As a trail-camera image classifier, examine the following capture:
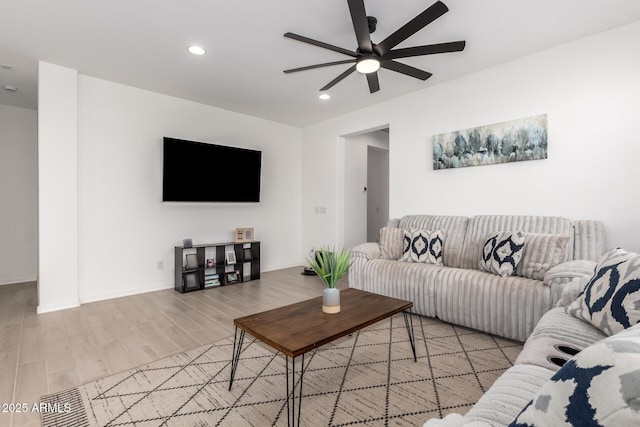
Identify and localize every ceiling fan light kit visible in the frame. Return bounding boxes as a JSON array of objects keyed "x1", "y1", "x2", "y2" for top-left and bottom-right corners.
[
  {"x1": 356, "y1": 56, "x2": 380, "y2": 74},
  {"x1": 283, "y1": 0, "x2": 465, "y2": 94}
]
